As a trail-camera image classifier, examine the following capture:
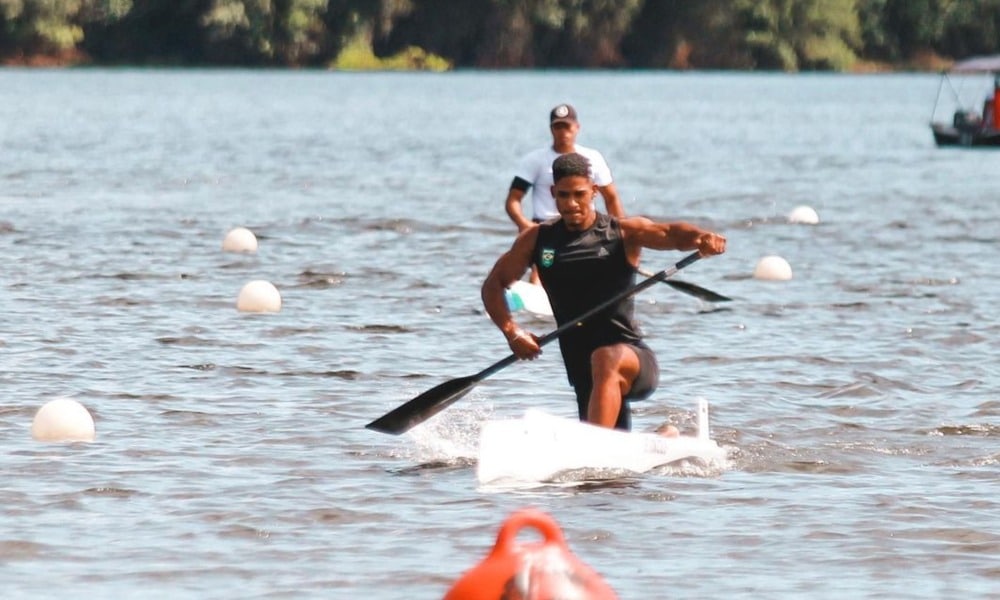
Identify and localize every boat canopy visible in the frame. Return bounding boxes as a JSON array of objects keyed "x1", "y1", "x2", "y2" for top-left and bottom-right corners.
[{"x1": 949, "y1": 55, "x2": 1000, "y2": 74}]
